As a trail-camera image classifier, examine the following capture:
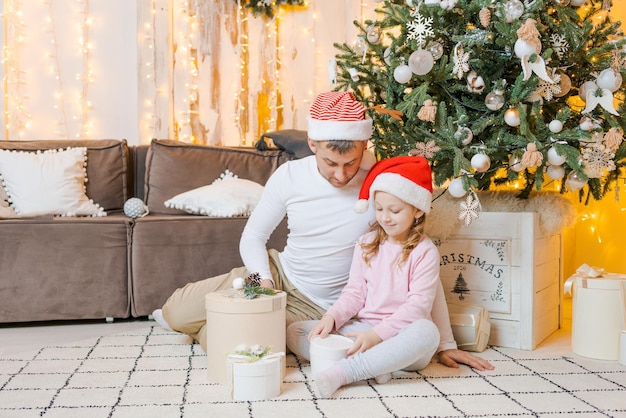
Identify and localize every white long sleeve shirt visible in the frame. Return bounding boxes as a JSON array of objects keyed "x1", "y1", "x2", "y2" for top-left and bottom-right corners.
[{"x1": 239, "y1": 156, "x2": 374, "y2": 309}]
